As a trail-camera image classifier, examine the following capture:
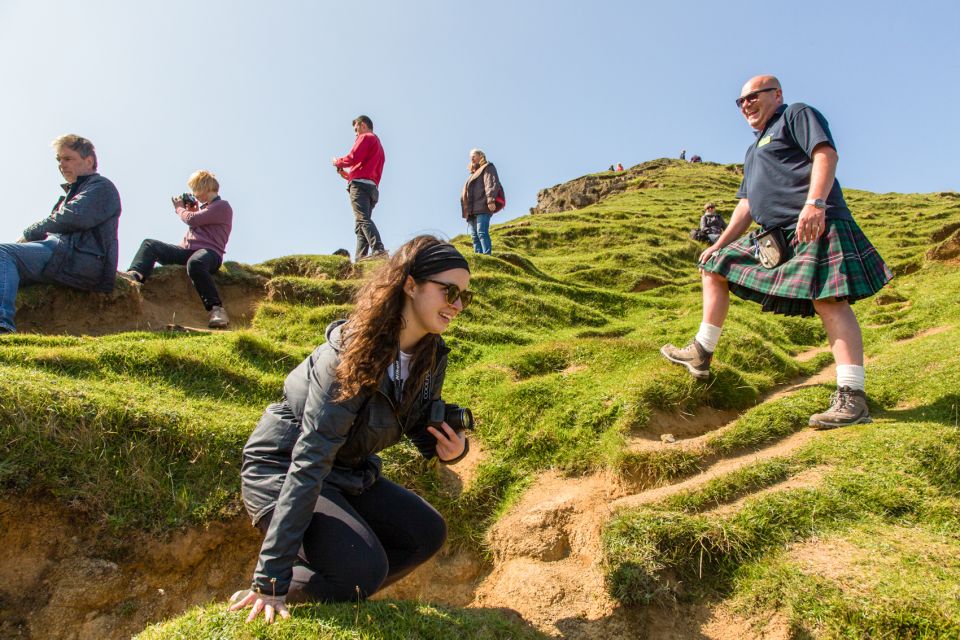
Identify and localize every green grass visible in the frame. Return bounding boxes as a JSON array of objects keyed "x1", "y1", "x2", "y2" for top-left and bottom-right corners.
[
  {"x1": 602, "y1": 320, "x2": 960, "y2": 636},
  {"x1": 135, "y1": 600, "x2": 549, "y2": 640},
  {"x1": 4, "y1": 160, "x2": 958, "y2": 541},
  {"x1": 3, "y1": 159, "x2": 959, "y2": 638}
]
